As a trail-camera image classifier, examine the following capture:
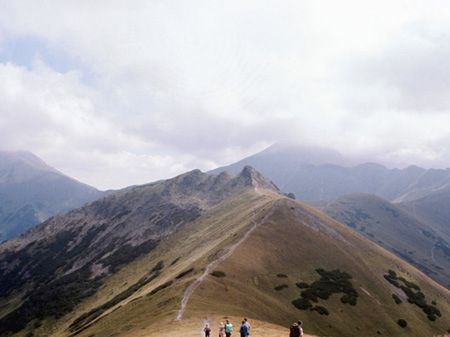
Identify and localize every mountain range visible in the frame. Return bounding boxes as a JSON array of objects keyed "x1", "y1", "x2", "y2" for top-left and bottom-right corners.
[
  {"x1": 211, "y1": 143, "x2": 450, "y2": 203},
  {"x1": 0, "y1": 151, "x2": 104, "y2": 241},
  {"x1": 0, "y1": 166, "x2": 449, "y2": 337}
]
